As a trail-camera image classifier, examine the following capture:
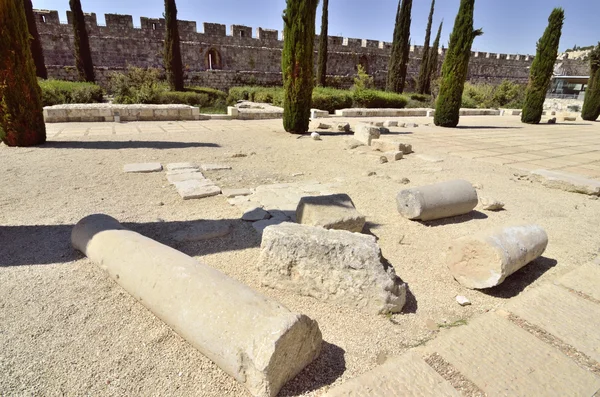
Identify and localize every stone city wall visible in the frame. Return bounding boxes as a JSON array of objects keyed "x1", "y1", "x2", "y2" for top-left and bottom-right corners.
[{"x1": 34, "y1": 9, "x2": 587, "y2": 91}]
